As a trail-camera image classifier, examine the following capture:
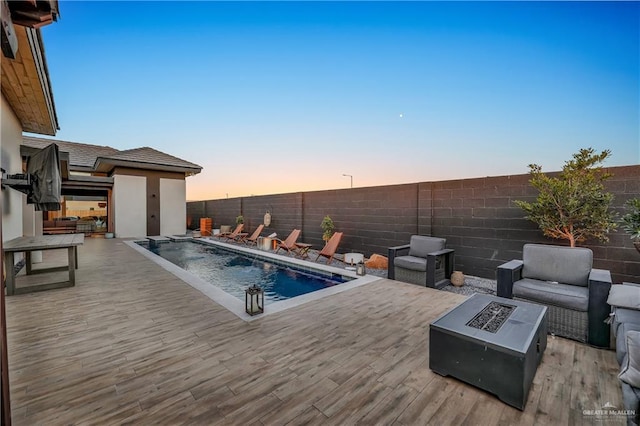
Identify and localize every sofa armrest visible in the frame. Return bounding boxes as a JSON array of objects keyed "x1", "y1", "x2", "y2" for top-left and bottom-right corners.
[
  {"x1": 587, "y1": 268, "x2": 613, "y2": 348},
  {"x1": 387, "y1": 244, "x2": 410, "y2": 279},
  {"x1": 497, "y1": 260, "x2": 523, "y2": 299},
  {"x1": 426, "y1": 248, "x2": 455, "y2": 287}
]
